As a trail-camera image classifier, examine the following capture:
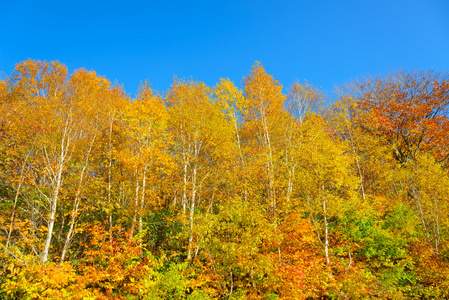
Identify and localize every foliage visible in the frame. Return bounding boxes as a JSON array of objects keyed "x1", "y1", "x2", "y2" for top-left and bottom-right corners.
[{"x1": 1, "y1": 61, "x2": 449, "y2": 298}]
